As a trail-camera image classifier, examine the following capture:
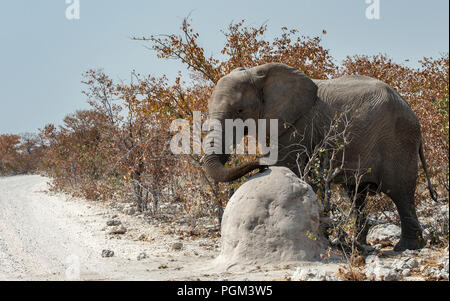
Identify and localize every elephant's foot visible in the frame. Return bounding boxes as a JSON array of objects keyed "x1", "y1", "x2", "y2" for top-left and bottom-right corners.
[{"x1": 393, "y1": 236, "x2": 426, "y2": 252}]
